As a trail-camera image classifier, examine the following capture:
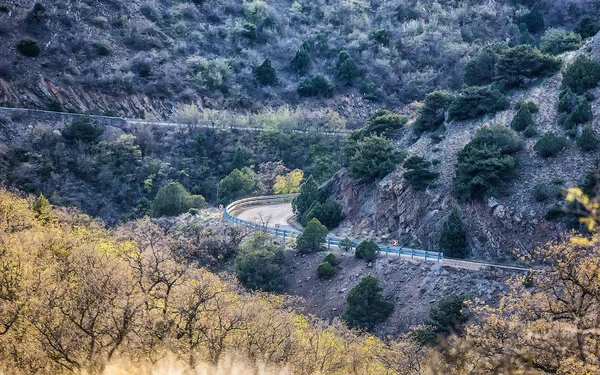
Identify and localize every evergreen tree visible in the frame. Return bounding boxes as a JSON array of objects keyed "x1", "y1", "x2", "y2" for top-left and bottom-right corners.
[
  {"x1": 217, "y1": 167, "x2": 260, "y2": 203},
  {"x1": 511, "y1": 103, "x2": 535, "y2": 131},
  {"x1": 534, "y1": 132, "x2": 567, "y2": 157},
  {"x1": 353, "y1": 109, "x2": 408, "y2": 139},
  {"x1": 336, "y1": 50, "x2": 359, "y2": 86},
  {"x1": 403, "y1": 156, "x2": 439, "y2": 191},
  {"x1": 561, "y1": 55, "x2": 600, "y2": 94},
  {"x1": 297, "y1": 75, "x2": 334, "y2": 97},
  {"x1": 292, "y1": 175, "x2": 320, "y2": 217},
  {"x1": 342, "y1": 276, "x2": 394, "y2": 330},
  {"x1": 255, "y1": 58, "x2": 277, "y2": 85},
  {"x1": 448, "y1": 85, "x2": 510, "y2": 121},
  {"x1": 494, "y1": 45, "x2": 561, "y2": 87},
  {"x1": 236, "y1": 233, "x2": 285, "y2": 292},
  {"x1": 296, "y1": 218, "x2": 328, "y2": 253},
  {"x1": 62, "y1": 116, "x2": 104, "y2": 143},
  {"x1": 349, "y1": 135, "x2": 404, "y2": 181},
  {"x1": 291, "y1": 43, "x2": 311, "y2": 74},
  {"x1": 463, "y1": 44, "x2": 507, "y2": 86},
  {"x1": 354, "y1": 240, "x2": 380, "y2": 262},
  {"x1": 414, "y1": 90, "x2": 454, "y2": 132},
  {"x1": 574, "y1": 16, "x2": 600, "y2": 39},
  {"x1": 520, "y1": 6, "x2": 545, "y2": 34},
  {"x1": 540, "y1": 28, "x2": 582, "y2": 55},
  {"x1": 426, "y1": 295, "x2": 471, "y2": 336},
  {"x1": 232, "y1": 147, "x2": 246, "y2": 171},
  {"x1": 578, "y1": 126, "x2": 600, "y2": 152},
  {"x1": 438, "y1": 208, "x2": 468, "y2": 258},
  {"x1": 152, "y1": 182, "x2": 206, "y2": 217}
]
